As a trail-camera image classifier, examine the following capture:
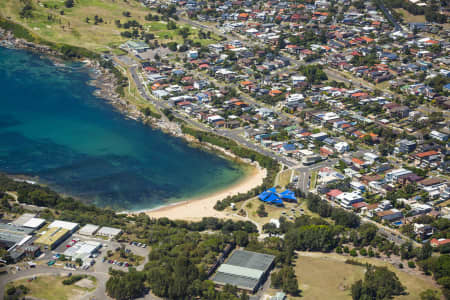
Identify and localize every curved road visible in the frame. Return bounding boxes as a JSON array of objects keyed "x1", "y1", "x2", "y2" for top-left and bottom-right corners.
[
  {"x1": 128, "y1": 65, "x2": 297, "y2": 167},
  {"x1": 0, "y1": 266, "x2": 109, "y2": 300}
]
